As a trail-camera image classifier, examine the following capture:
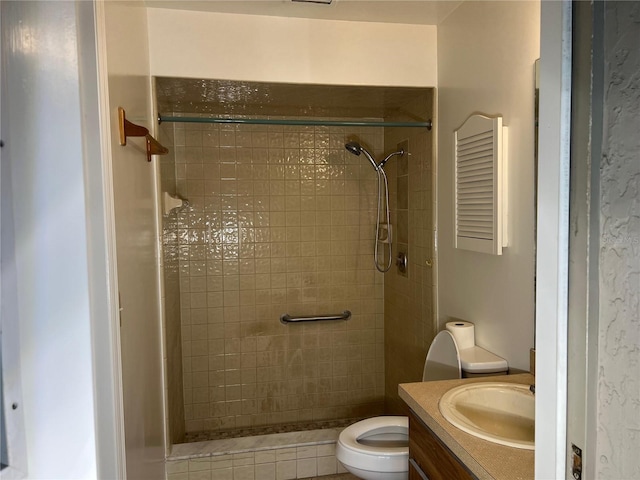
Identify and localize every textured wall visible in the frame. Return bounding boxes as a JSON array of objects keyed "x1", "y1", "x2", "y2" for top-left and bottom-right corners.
[{"x1": 597, "y1": 2, "x2": 640, "y2": 477}]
